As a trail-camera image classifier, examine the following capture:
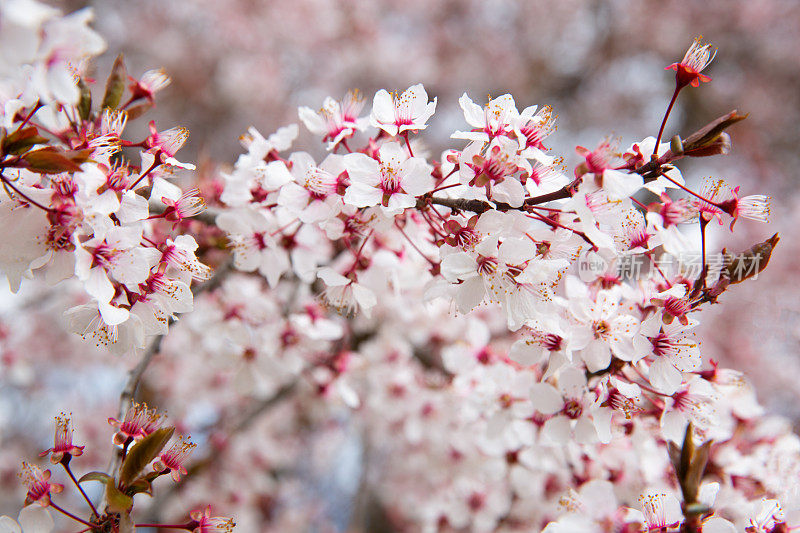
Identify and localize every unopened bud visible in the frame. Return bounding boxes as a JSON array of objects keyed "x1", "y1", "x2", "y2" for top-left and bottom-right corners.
[
  {"x1": 682, "y1": 109, "x2": 746, "y2": 155},
  {"x1": 684, "y1": 132, "x2": 731, "y2": 157},
  {"x1": 724, "y1": 232, "x2": 779, "y2": 284}
]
